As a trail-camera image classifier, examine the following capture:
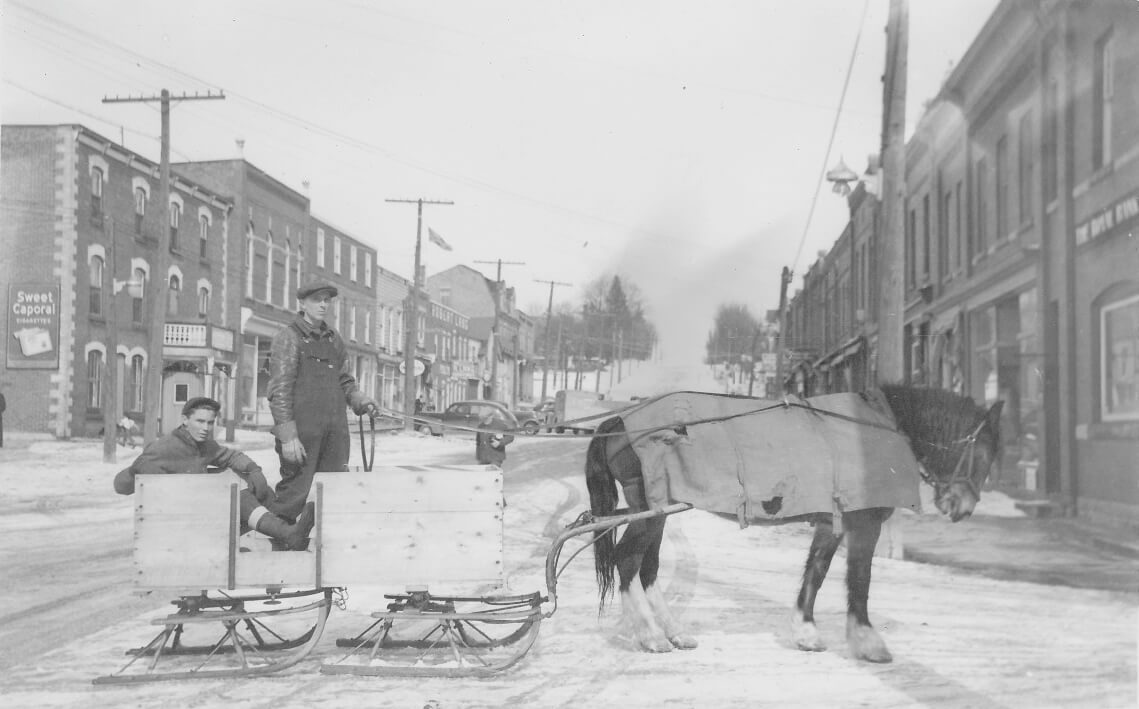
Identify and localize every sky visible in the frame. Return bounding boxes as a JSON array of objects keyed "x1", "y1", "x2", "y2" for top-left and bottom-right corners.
[{"x1": 1, "y1": 0, "x2": 1000, "y2": 364}]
